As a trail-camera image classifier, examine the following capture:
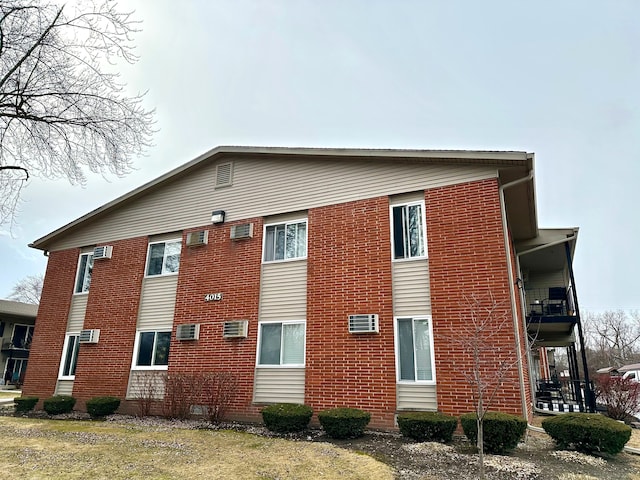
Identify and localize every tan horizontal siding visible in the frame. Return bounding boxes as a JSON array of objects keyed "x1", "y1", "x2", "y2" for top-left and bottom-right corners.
[
  {"x1": 137, "y1": 276, "x2": 178, "y2": 331},
  {"x1": 55, "y1": 380, "x2": 74, "y2": 396},
  {"x1": 527, "y1": 270, "x2": 568, "y2": 292},
  {"x1": 392, "y1": 260, "x2": 431, "y2": 317},
  {"x1": 126, "y1": 370, "x2": 166, "y2": 400},
  {"x1": 67, "y1": 295, "x2": 88, "y2": 332},
  {"x1": 396, "y1": 383, "x2": 438, "y2": 410},
  {"x1": 253, "y1": 368, "x2": 305, "y2": 404},
  {"x1": 47, "y1": 158, "x2": 497, "y2": 251},
  {"x1": 259, "y1": 261, "x2": 307, "y2": 320}
]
